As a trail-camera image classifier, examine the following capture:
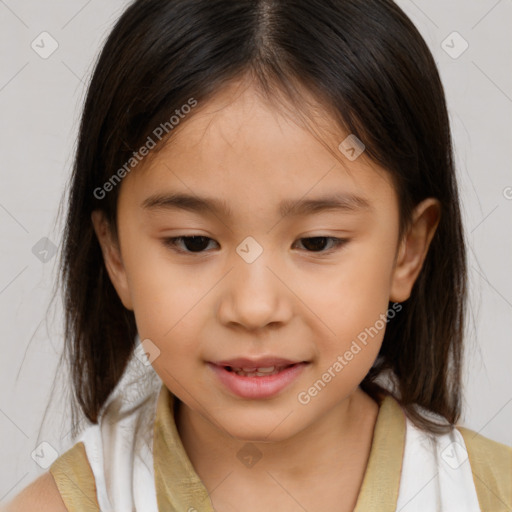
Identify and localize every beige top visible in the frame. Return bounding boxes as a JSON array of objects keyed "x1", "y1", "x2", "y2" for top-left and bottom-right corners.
[{"x1": 50, "y1": 384, "x2": 512, "y2": 511}]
